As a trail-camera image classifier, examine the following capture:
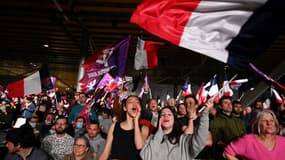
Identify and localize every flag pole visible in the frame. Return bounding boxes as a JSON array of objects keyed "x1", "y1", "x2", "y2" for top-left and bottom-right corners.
[
  {"x1": 77, "y1": 30, "x2": 89, "y2": 92},
  {"x1": 176, "y1": 76, "x2": 189, "y2": 101}
]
